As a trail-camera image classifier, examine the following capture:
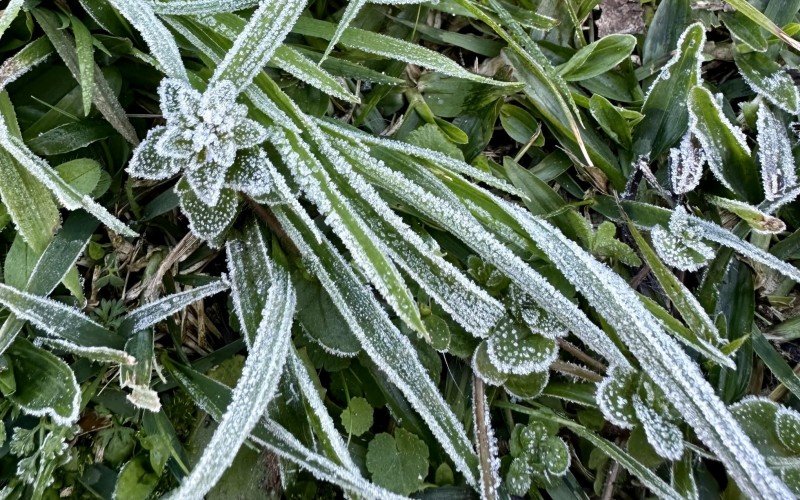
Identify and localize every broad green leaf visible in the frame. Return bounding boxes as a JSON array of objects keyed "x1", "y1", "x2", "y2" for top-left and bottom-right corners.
[
  {"x1": 589, "y1": 94, "x2": 633, "y2": 149},
  {"x1": 114, "y1": 456, "x2": 159, "y2": 500},
  {"x1": 722, "y1": 11, "x2": 768, "y2": 52},
  {"x1": 28, "y1": 120, "x2": 113, "y2": 156},
  {"x1": 557, "y1": 34, "x2": 636, "y2": 81},
  {"x1": 0, "y1": 113, "x2": 136, "y2": 237},
  {"x1": 172, "y1": 238, "x2": 295, "y2": 497},
  {"x1": 499, "y1": 104, "x2": 541, "y2": 145},
  {"x1": 642, "y1": 0, "x2": 691, "y2": 64},
  {"x1": 341, "y1": 396, "x2": 373, "y2": 437},
  {"x1": 735, "y1": 51, "x2": 800, "y2": 114},
  {"x1": 6, "y1": 337, "x2": 80, "y2": 425},
  {"x1": 366, "y1": 429, "x2": 429, "y2": 495},
  {"x1": 635, "y1": 22, "x2": 705, "y2": 157},
  {"x1": 71, "y1": 16, "x2": 95, "y2": 116},
  {"x1": 56, "y1": 158, "x2": 102, "y2": 195},
  {"x1": 724, "y1": 0, "x2": 800, "y2": 52}
]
